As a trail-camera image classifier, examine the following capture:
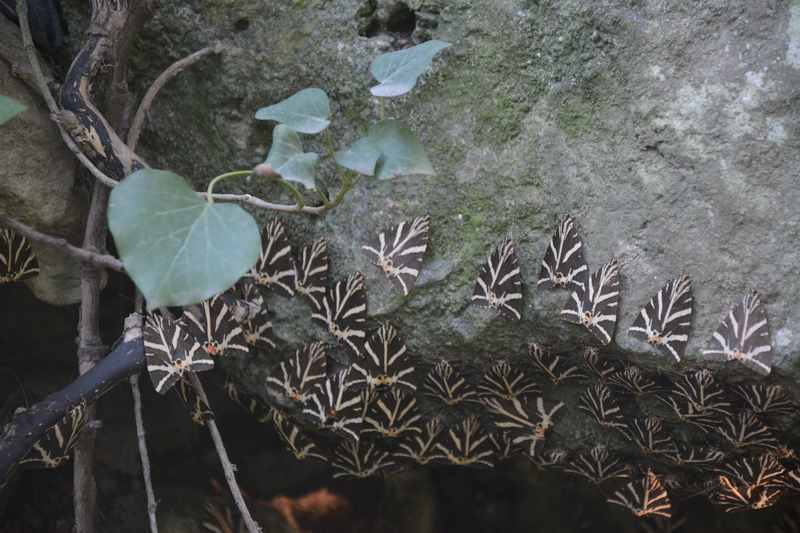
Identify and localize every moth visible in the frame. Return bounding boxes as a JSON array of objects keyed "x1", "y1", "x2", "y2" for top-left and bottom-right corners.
[
  {"x1": 237, "y1": 282, "x2": 277, "y2": 353},
  {"x1": 311, "y1": 272, "x2": 368, "y2": 356},
  {"x1": 715, "y1": 412, "x2": 778, "y2": 450},
  {"x1": 578, "y1": 385, "x2": 626, "y2": 429},
  {"x1": 0, "y1": 228, "x2": 39, "y2": 284},
  {"x1": 561, "y1": 258, "x2": 621, "y2": 345},
  {"x1": 607, "y1": 470, "x2": 672, "y2": 519},
  {"x1": 395, "y1": 418, "x2": 444, "y2": 466},
  {"x1": 483, "y1": 396, "x2": 565, "y2": 457},
  {"x1": 434, "y1": 416, "x2": 494, "y2": 468},
  {"x1": 478, "y1": 361, "x2": 540, "y2": 401},
  {"x1": 20, "y1": 404, "x2": 88, "y2": 469},
  {"x1": 537, "y1": 214, "x2": 588, "y2": 291},
  {"x1": 174, "y1": 378, "x2": 214, "y2": 426},
  {"x1": 351, "y1": 323, "x2": 416, "y2": 391},
  {"x1": 144, "y1": 312, "x2": 214, "y2": 394},
  {"x1": 702, "y1": 291, "x2": 773, "y2": 375},
  {"x1": 272, "y1": 411, "x2": 329, "y2": 462},
  {"x1": 224, "y1": 381, "x2": 272, "y2": 423},
  {"x1": 362, "y1": 215, "x2": 431, "y2": 295},
  {"x1": 294, "y1": 238, "x2": 328, "y2": 310},
  {"x1": 715, "y1": 454, "x2": 785, "y2": 512},
  {"x1": 471, "y1": 238, "x2": 523, "y2": 320},
  {"x1": 629, "y1": 274, "x2": 693, "y2": 361},
  {"x1": 423, "y1": 360, "x2": 478, "y2": 406},
  {"x1": 303, "y1": 369, "x2": 363, "y2": 441},
  {"x1": 362, "y1": 388, "x2": 422, "y2": 439},
  {"x1": 732, "y1": 383, "x2": 795, "y2": 418},
  {"x1": 528, "y1": 343, "x2": 585, "y2": 385},
  {"x1": 564, "y1": 446, "x2": 630, "y2": 485},
  {"x1": 249, "y1": 219, "x2": 295, "y2": 297},
  {"x1": 332, "y1": 439, "x2": 396, "y2": 479},
  {"x1": 620, "y1": 417, "x2": 677, "y2": 456},
  {"x1": 181, "y1": 294, "x2": 250, "y2": 357},
  {"x1": 266, "y1": 342, "x2": 327, "y2": 404}
]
